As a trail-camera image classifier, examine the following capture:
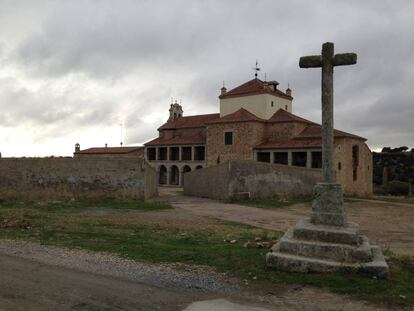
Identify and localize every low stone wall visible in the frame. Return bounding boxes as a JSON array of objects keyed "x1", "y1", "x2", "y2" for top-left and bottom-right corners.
[
  {"x1": 184, "y1": 160, "x2": 322, "y2": 200},
  {"x1": 0, "y1": 157, "x2": 157, "y2": 200}
]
